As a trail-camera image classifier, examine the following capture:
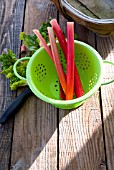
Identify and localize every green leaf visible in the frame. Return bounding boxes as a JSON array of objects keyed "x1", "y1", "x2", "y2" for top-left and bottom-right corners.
[
  {"x1": 19, "y1": 20, "x2": 51, "y2": 53},
  {"x1": 39, "y1": 20, "x2": 51, "y2": 43},
  {"x1": 0, "y1": 20, "x2": 52, "y2": 90},
  {"x1": 0, "y1": 49, "x2": 17, "y2": 69},
  {"x1": 20, "y1": 32, "x2": 39, "y2": 52}
]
